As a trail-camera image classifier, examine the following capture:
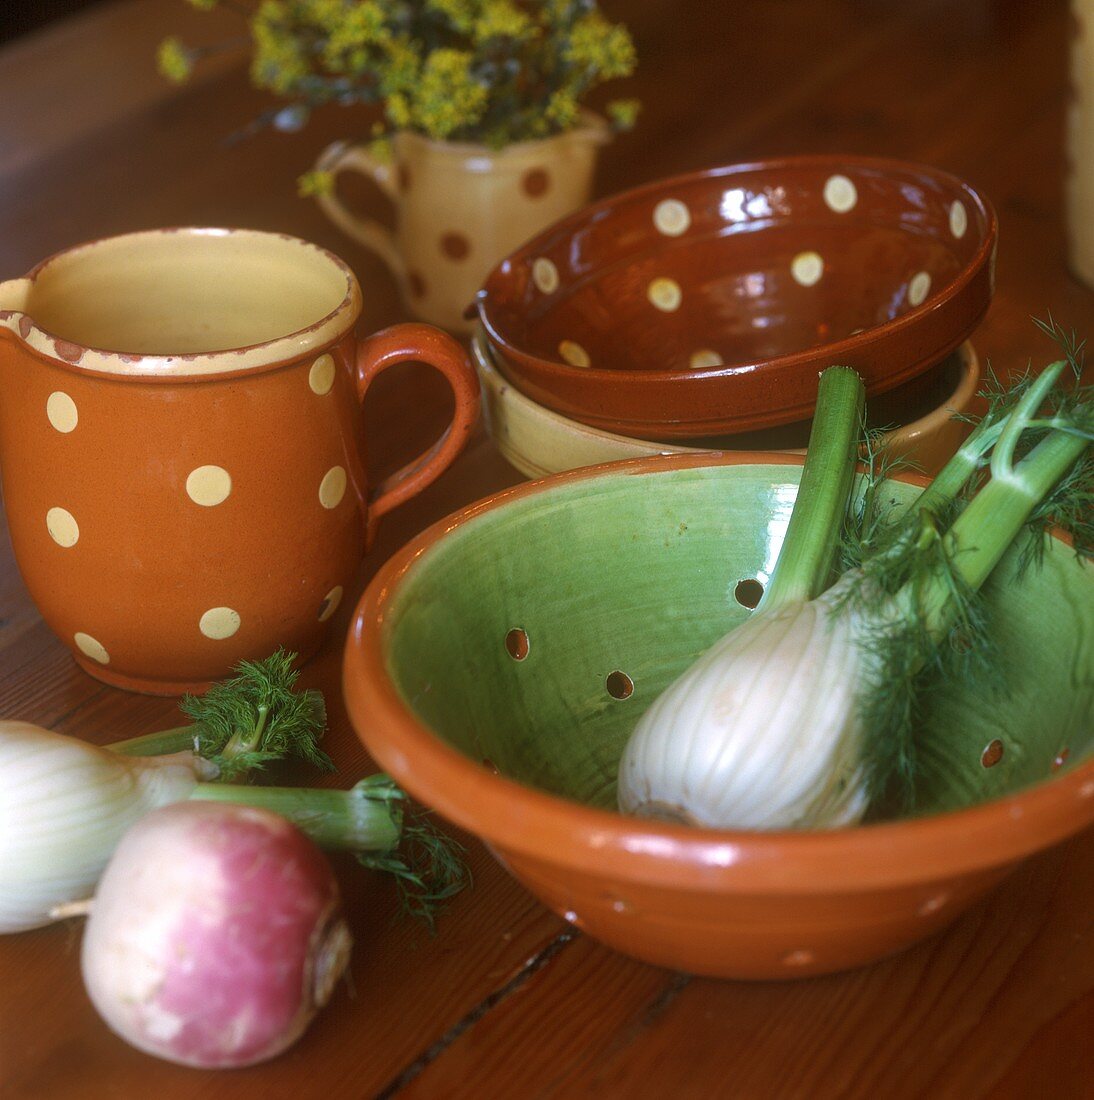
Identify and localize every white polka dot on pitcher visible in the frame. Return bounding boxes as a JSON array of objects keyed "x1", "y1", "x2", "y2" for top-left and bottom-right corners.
[
  {"x1": 199, "y1": 607, "x2": 241, "y2": 640},
  {"x1": 653, "y1": 199, "x2": 691, "y2": 236},
  {"x1": 319, "y1": 466, "x2": 347, "y2": 509},
  {"x1": 532, "y1": 258, "x2": 559, "y2": 294},
  {"x1": 908, "y1": 271, "x2": 931, "y2": 307},
  {"x1": 46, "y1": 507, "x2": 79, "y2": 547},
  {"x1": 791, "y1": 252, "x2": 824, "y2": 286},
  {"x1": 309, "y1": 354, "x2": 336, "y2": 395},
  {"x1": 186, "y1": 465, "x2": 232, "y2": 507},
  {"x1": 47, "y1": 391, "x2": 78, "y2": 433},
  {"x1": 318, "y1": 586, "x2": 344, "y2": 623},
  {"x1": 74, "y1": 632, "x2": 109, "y2": 665},
  {"x1": 823, "y1": 175, "x2": 857, "y2": 213},
  {"x1": 558, "y1": 340, "x2": 591, "y2": 368},
  {"x1": 648, "y1": 277, "x2": 683, "y2": 312}
]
